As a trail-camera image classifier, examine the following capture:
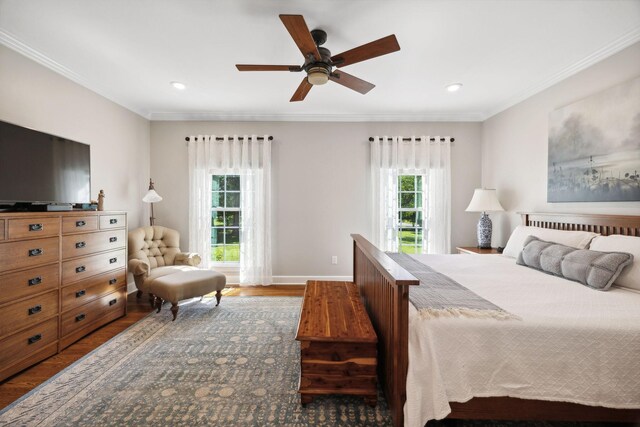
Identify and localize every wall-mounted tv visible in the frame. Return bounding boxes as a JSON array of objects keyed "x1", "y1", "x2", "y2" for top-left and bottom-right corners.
[{"x1": 0, "y1": 120, "x2": 91, "y2": 206}]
